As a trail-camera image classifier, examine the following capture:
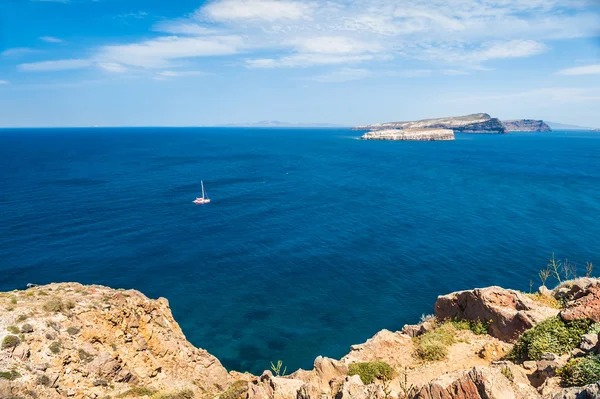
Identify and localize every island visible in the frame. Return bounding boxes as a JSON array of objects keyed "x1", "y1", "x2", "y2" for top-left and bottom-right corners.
[
  {"x1": 502, "y1": 120, "x2": 552, "y2": 132},
  {"x1": 2, "y1": 277, "x2": 600, "y2": 399},
  {"x1": 355, "y1": 113, "x2": 507, "y2": 141},
  {"x1": 361, "y1": 128, "x2": 455, "y2": 141}
]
